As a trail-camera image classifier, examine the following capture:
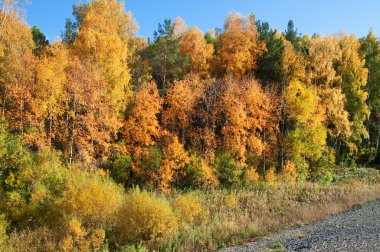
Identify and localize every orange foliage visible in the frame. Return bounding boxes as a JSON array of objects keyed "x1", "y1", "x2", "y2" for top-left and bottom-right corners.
[
  {"x1": 162, "y1": 75, "x2": 204, "y2": 143},
  {"x1": 216, "y1": 13, "x2": 265, "y2": 77},
  {"x1": 220, "y1": 77, "x2": 275, "y2": 163},
  {"x1": 122, "y1": 82, "x2": 162, "y2": 151},
  {"x1": 180, "y1": 27, "x2": 214, "y2": 77},
  {"x1": 0, "y1": 10, "x2": 35, "y2": 134},
  {"x1": 159, "y1": 132, "x2": 191, "y2": 191}
]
